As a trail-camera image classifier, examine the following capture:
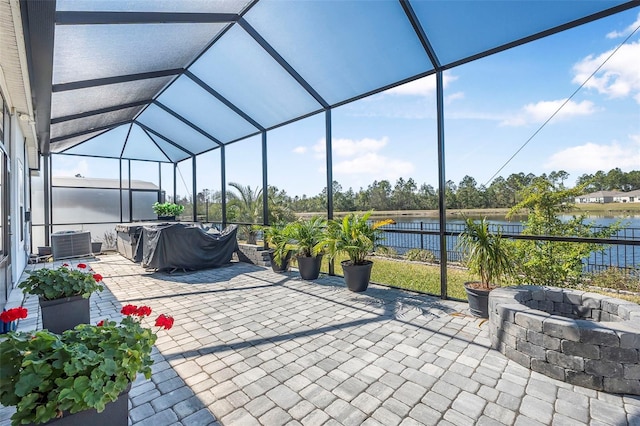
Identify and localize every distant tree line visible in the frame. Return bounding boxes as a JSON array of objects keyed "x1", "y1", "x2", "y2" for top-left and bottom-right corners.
[{"x1": 180, "y1": 168, "x2": 639, "y2": 222}]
